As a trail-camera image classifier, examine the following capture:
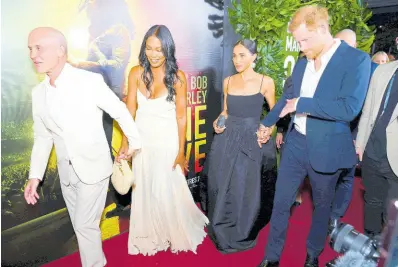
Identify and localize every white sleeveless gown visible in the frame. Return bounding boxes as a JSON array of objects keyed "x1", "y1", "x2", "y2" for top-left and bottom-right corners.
[{"x1": 128, "y1": 90, "x2": 209, "y2": 256}]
